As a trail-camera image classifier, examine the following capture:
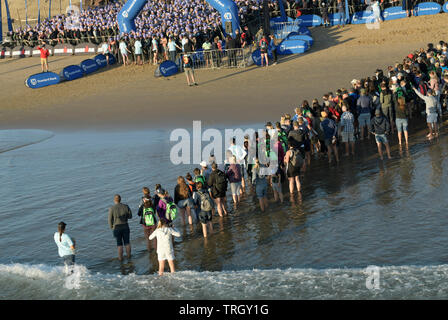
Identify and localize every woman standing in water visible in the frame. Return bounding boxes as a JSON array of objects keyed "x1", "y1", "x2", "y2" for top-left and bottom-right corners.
[{"x1": 53, "y1": 222, "x2": 76, "y2": 274}]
